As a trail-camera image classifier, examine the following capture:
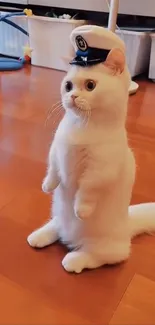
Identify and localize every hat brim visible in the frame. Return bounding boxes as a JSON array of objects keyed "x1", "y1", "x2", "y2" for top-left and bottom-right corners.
[{"x1": 70, "y1": 47, "x2": 110, "y2": 67}]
